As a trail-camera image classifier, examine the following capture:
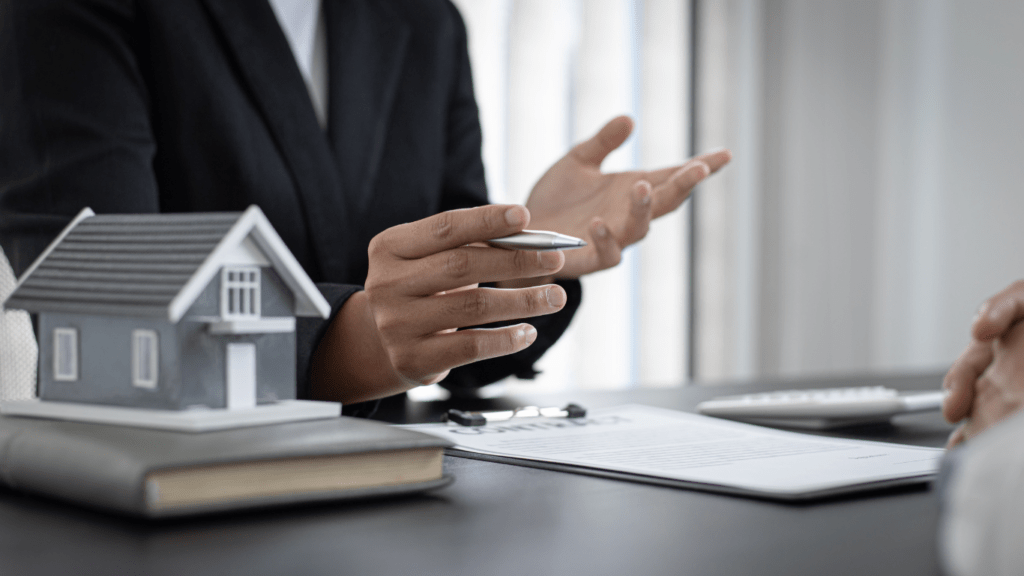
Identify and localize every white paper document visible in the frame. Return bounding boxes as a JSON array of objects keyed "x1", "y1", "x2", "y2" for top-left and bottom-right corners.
[{"x1": 405, "y1": 404, "x2": 945, "y2": 499}]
